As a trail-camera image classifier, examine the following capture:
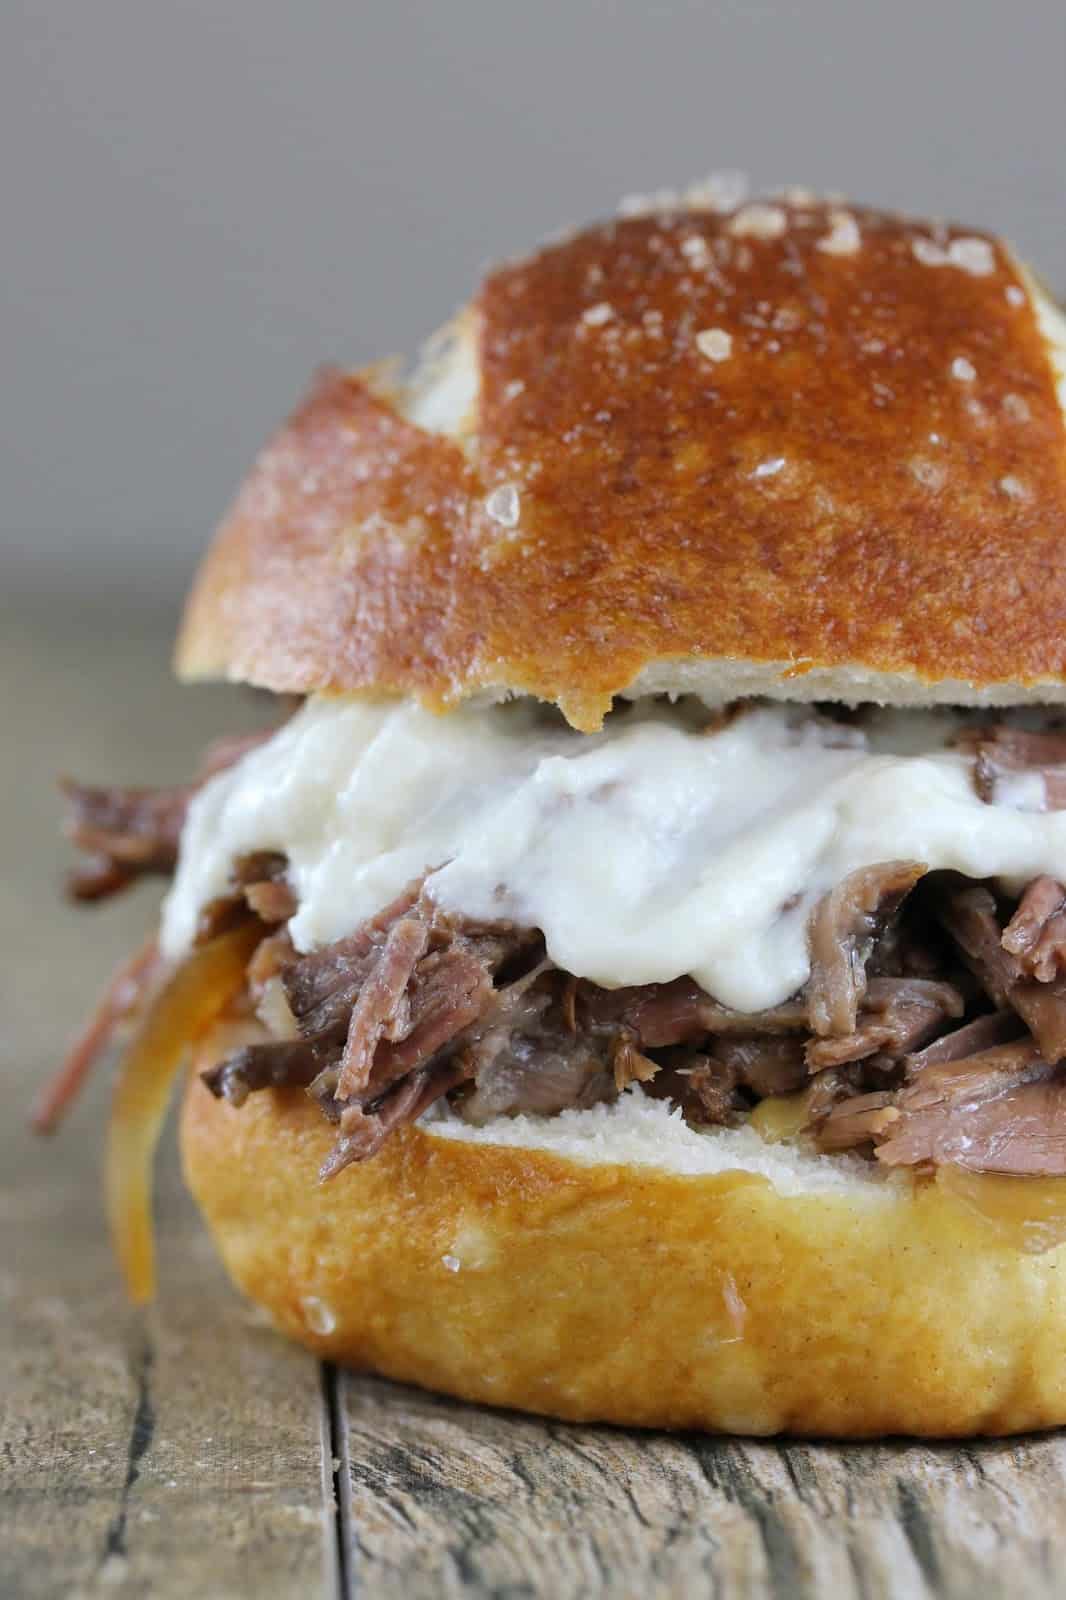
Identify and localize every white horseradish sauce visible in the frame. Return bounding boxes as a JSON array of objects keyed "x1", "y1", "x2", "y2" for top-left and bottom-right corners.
[{"x1": 161, "y1": 697, "x2": 1066, "y2": 1014}]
